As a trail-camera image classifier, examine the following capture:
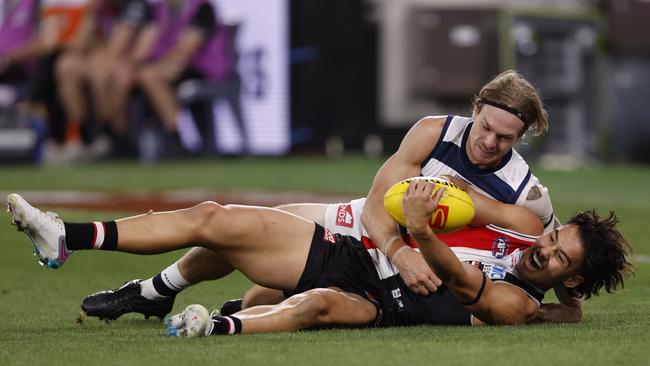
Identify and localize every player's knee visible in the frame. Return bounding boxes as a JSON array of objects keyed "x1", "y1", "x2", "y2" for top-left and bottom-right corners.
[{"x1": 189, "y1": 201, "x2": 225, "y2": 241}]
